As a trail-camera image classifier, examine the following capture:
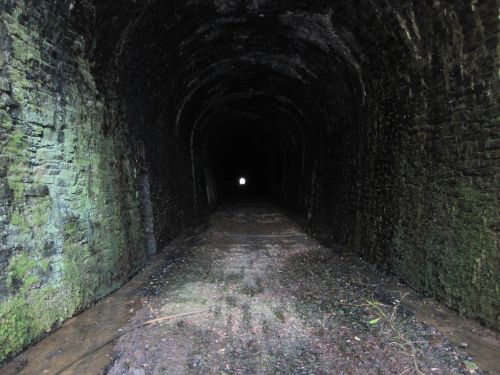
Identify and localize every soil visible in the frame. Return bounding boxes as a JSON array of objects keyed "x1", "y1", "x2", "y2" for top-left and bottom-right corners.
[{"x1": 105, "y1": 203, "x2": 491, "y2": 375}]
